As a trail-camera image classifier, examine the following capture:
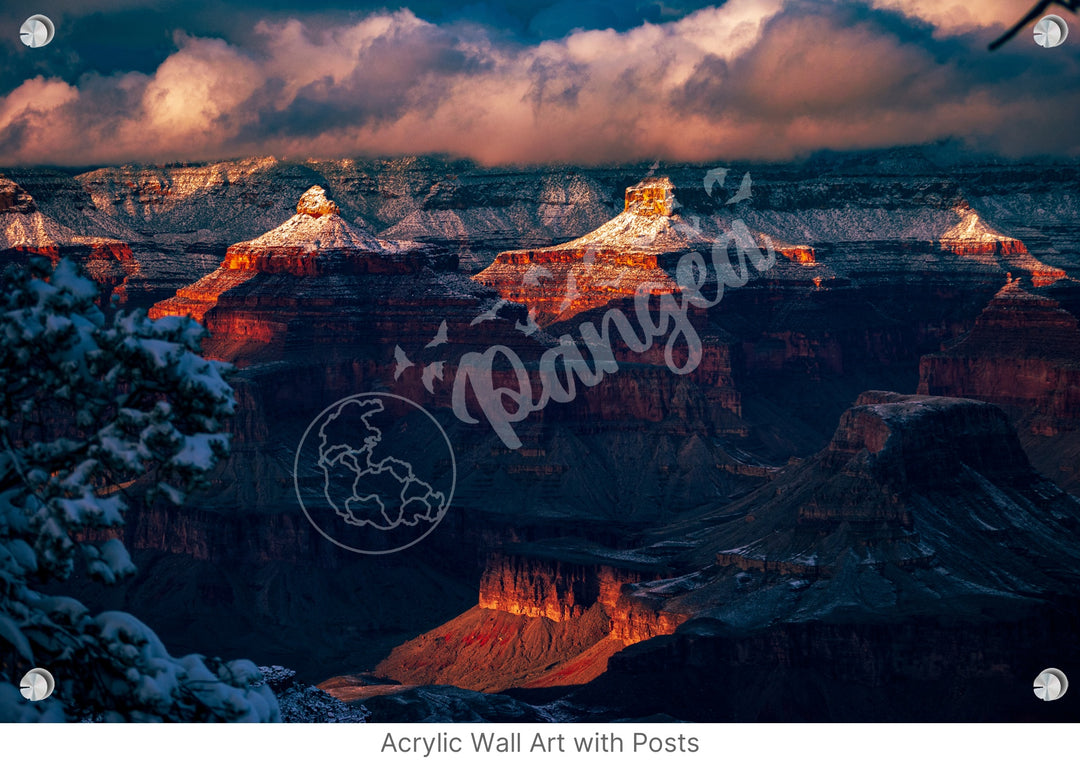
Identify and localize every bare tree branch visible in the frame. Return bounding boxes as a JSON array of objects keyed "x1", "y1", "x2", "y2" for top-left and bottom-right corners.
[{"x1": 990, "y1": 1, "x2": 1079, "y2": 50}]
